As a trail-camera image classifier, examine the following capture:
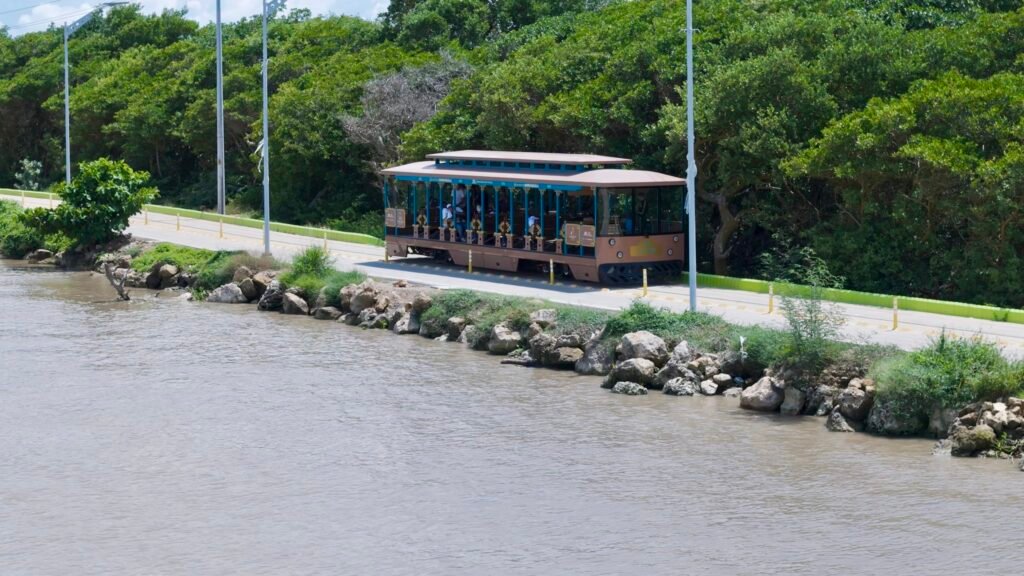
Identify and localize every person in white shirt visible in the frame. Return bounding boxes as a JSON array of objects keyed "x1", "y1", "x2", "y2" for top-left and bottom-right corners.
[{"x1": 441, "y1": 204, "x2": 454, "y2": 237}]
